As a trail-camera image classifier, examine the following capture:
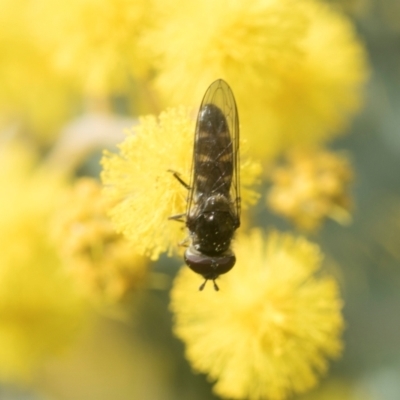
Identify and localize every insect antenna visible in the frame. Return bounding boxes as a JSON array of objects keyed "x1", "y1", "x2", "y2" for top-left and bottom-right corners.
[{"x1": 168, "y1": 169, "x2": 191, "y2": 190}]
